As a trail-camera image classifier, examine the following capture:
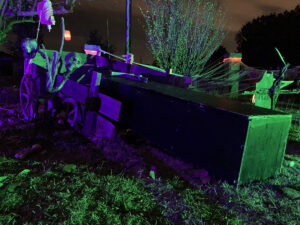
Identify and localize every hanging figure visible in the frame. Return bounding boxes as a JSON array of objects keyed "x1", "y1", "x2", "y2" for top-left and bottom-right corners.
[{"x1": 37, "y1": 0, "x2": 56, "y2": 32}]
